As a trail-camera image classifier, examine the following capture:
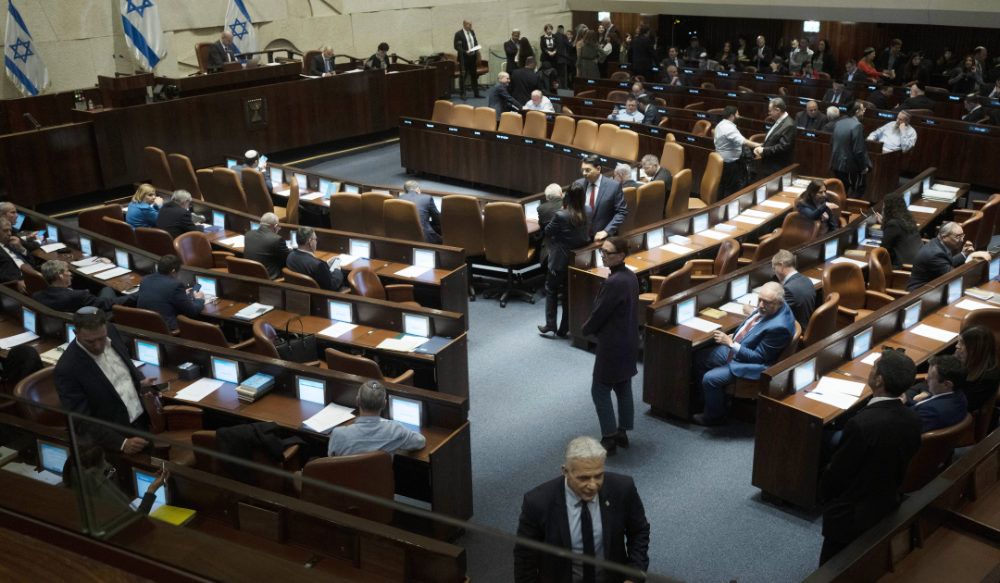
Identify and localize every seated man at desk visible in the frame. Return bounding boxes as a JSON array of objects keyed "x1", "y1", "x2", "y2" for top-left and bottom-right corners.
[
  {"x1": 866, "y1": 110, "x2": 917, "y2": 153},
  {"x1": 573, "y1": 154, "x2": 627, "y2": 242},
  {"x1": 207, "y1": 31, "x2": 237, "y2": 72},
  {"x1": 523, "y1": 90, "x2": 555, "y2": 113},
  {"x1": 894, "y1": 81, "x2": 935, "y2": 113},
  {"x1": 902, "y1": 355, "x2": 969, "y2": 432},
  {"x1": 794, "y1": 100, "x2": 827, "y2": 130},
  {"x1": 399, "y1": 180, "x2": 442, "y2": 244},
  {"x1": 608, "y1": 96, "x2": 643, "y2": 122},
  {"x1": 639, "y1": 154, "x2": 673, "y2": 192},
  {"x1": 55, "y1": 307, "x2": 159, "y2": 454},
  {"x1": 906, "y1": 221, "x2": 992, "y2": 291},
  {"x1": 286, "y1": 227, "x2": 344, "y2": 291},
  {"x1": 309, "y1": 45, "x2": 337, "y2": 77},
  {"x1": 692, "y1": 282, "x2": 796, "y2": 426},
  {"x1": 327, "y1": 380, "x2": 425, "y2": 456},
  {"x1": 0, "y1": 218, "x2": 37, "y2": 293},
  {"x1": 33, "y1": 260, "x2": 134, "y2": 313},
  {"x1": 0, "y1": 202, "x2": 39, "y2": 251},
  {"x1": 612, "y1": 163, "x2": 640, "y2": 190},
  {"x1": 137, "y1": 254, "x2": 206, "y2": 331},
  {"x1": 365, "y1": 42, "x2": 390, "y2": 70},
  {"x1": 244, "y1": 213, "x2": 289, "y2": 280},
  {"x1": 156, "y1": 190, "x2": 204, "y2": 239}
]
